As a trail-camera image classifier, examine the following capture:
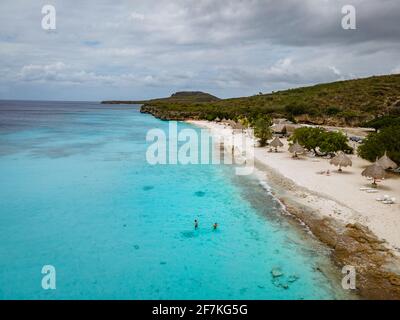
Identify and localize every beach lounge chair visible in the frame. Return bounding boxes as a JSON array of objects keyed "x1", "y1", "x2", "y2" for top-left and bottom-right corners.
[
  {"x1": 383, "y1": 199, "x2": 394, "y2": 205},
  {"x1": 377, "y1": 195, "x2": 395, "y2": 204}
]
